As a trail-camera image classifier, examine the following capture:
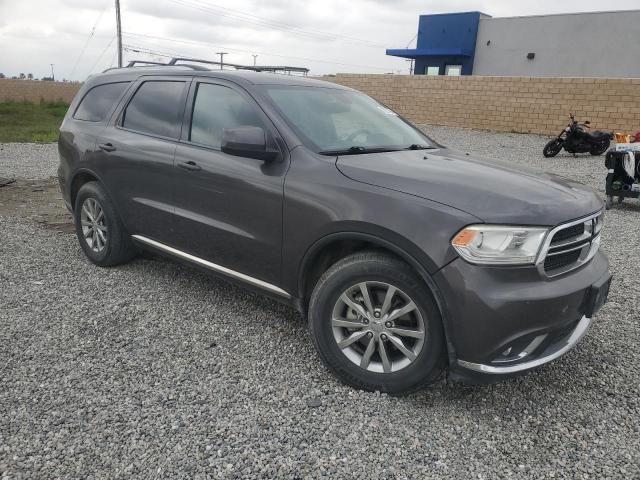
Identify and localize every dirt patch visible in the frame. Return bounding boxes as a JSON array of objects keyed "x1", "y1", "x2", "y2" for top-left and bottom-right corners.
[{"x1": 0, "y1": 177, "x2": 74, "y2": 233}]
